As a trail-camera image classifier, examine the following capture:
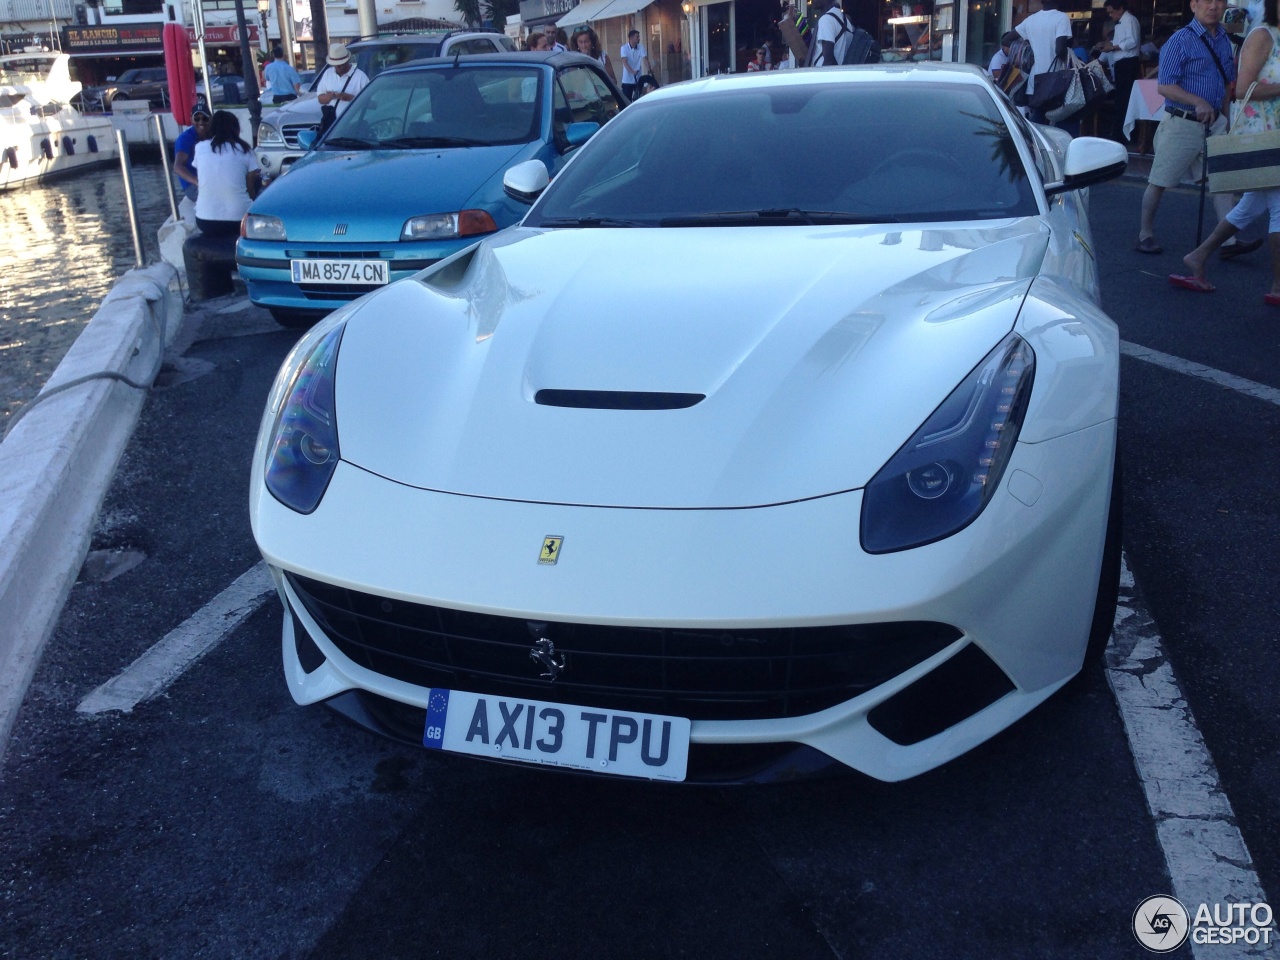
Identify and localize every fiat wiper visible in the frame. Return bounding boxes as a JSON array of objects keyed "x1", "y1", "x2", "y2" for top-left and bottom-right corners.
[
  {"x1": 382, "y1": 135, "x2": 485, "y2": 148},
  {"x1": 538, "y1": 216, "x2": 652, "y2": 228},
  {"x1": 658, "y1": 209, "x2": 901, "y2": 226},
  {"x1": 323, "y1": 136, "x2": 379, "y2": 149}
]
